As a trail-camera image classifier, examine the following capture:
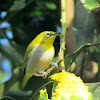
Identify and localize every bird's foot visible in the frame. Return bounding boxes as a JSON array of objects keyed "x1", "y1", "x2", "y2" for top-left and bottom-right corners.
[
  {"x1": 50, "y1": 62, "x2": 58, "y2": 69},
  {"x1": 37, "y1": 71, "x2": 48, "y2": 78}
]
